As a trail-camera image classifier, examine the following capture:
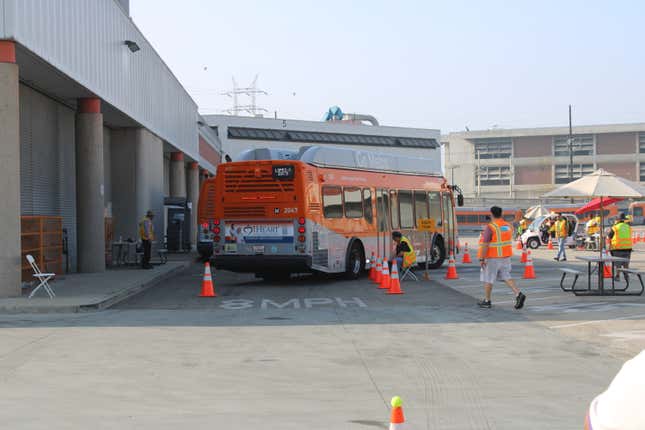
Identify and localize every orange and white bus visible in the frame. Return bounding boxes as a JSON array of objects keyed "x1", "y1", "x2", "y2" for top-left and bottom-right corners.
[
  {"x1": 629, "y1": 201, "x2": 645, "y2": 225},
  {"x1": 197, "y1": 146, "x2": 462, "y2": 279},
  {"x1": 456, "y1": 207, "x2": 523, "y2": 229}
]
